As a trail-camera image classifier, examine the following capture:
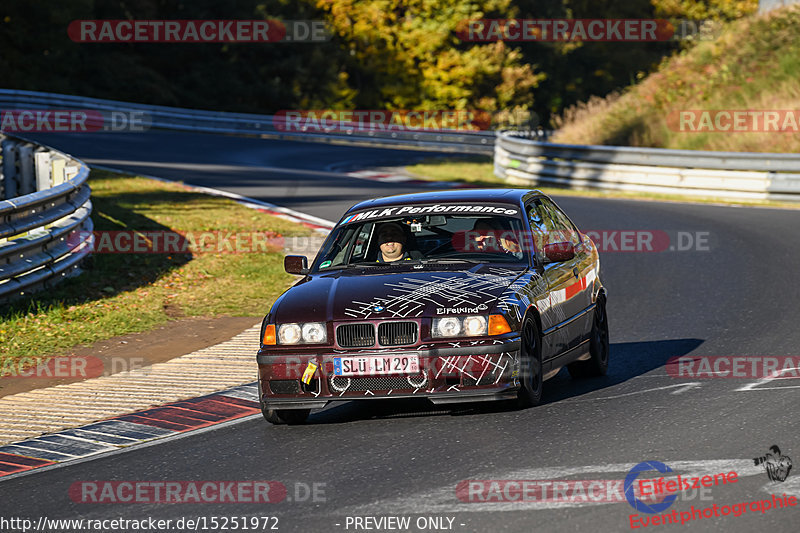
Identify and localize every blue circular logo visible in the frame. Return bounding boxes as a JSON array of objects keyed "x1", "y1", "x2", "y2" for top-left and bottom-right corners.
[
  {"x1": 624, "y1": 461, "x2": 677, "y2": 514},
  {"x1": 373, "y1": 305, "x2": 385, "y2": 312}
]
